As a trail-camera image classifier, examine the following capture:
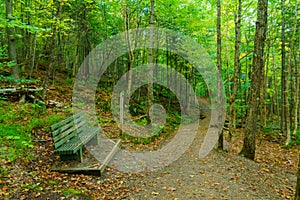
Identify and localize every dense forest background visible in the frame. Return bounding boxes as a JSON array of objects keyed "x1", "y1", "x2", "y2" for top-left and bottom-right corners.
[{"x1": 0, "y1": 0, "x2": 300, "y2": 199}]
